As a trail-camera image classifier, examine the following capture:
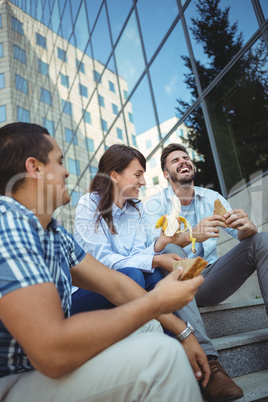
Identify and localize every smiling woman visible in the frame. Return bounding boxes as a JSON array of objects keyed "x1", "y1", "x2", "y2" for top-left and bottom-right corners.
[{"x1": 71, "y1": 144, "x2": 183, "y2": 315}]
